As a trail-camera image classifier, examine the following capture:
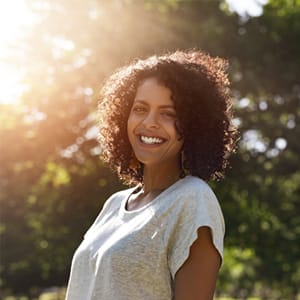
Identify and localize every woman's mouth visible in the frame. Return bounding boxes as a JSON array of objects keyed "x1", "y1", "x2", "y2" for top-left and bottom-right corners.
[{"x1": 139, "y1": 135, "x2": 165, "y2": 145}]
